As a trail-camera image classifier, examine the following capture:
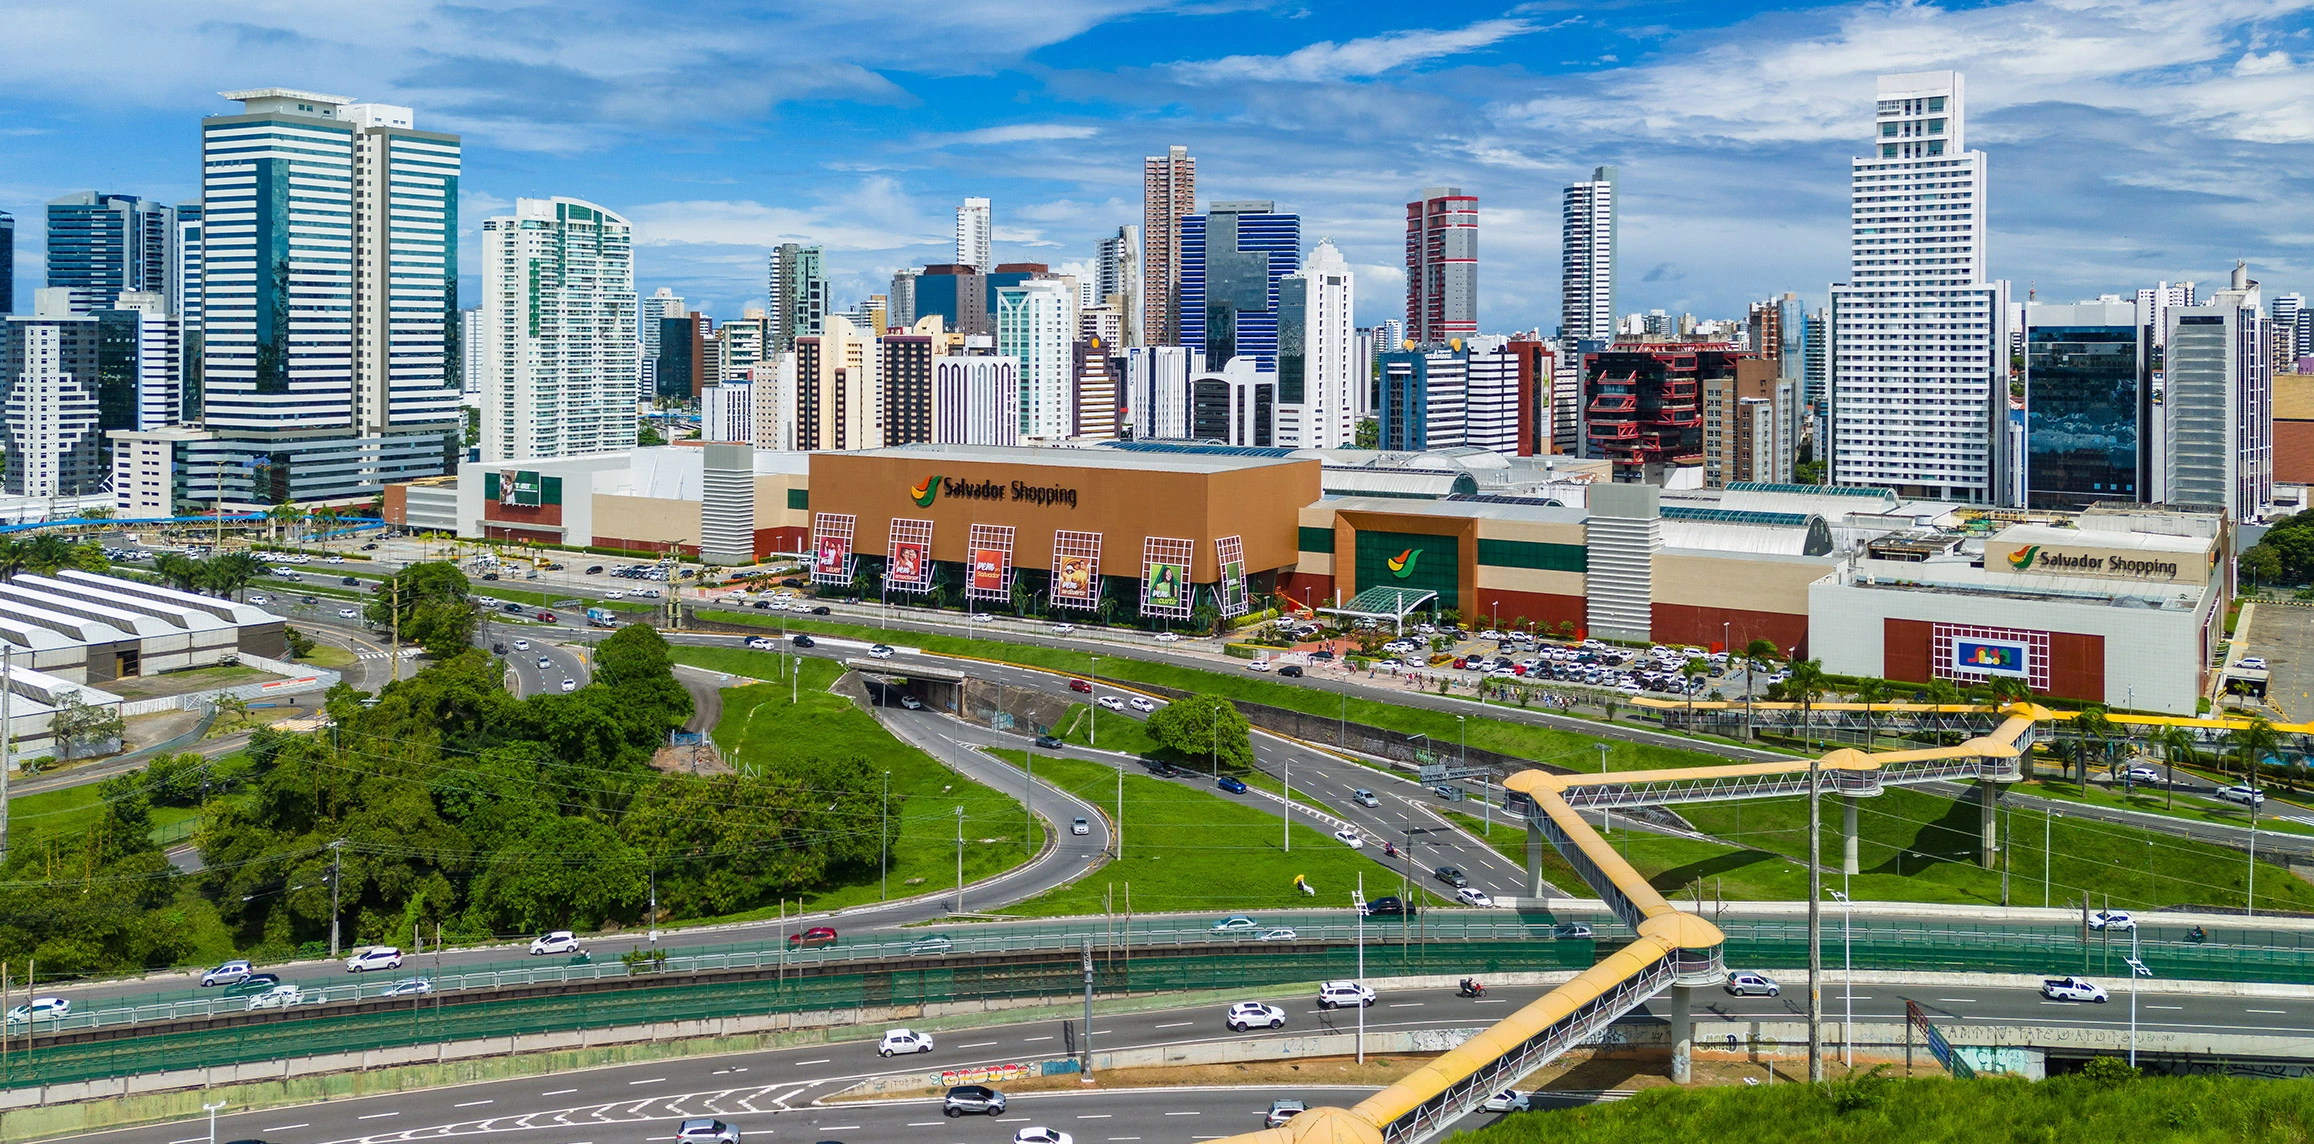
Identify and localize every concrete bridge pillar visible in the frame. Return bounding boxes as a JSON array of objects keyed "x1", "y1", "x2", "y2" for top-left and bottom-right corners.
[
  {"x1": 1669, "y1": 985, "x2": 1693, "y2": 1084},
  {"x1": 1526, "y1": 819, "x2": 1547, "y2": 899},
  {"x1": 1842, "y1": 795, "x2": 1860, "y2": 876},
  {"x1": 1979, "y1": 779, "x2": 1999, "y2": 870}
]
